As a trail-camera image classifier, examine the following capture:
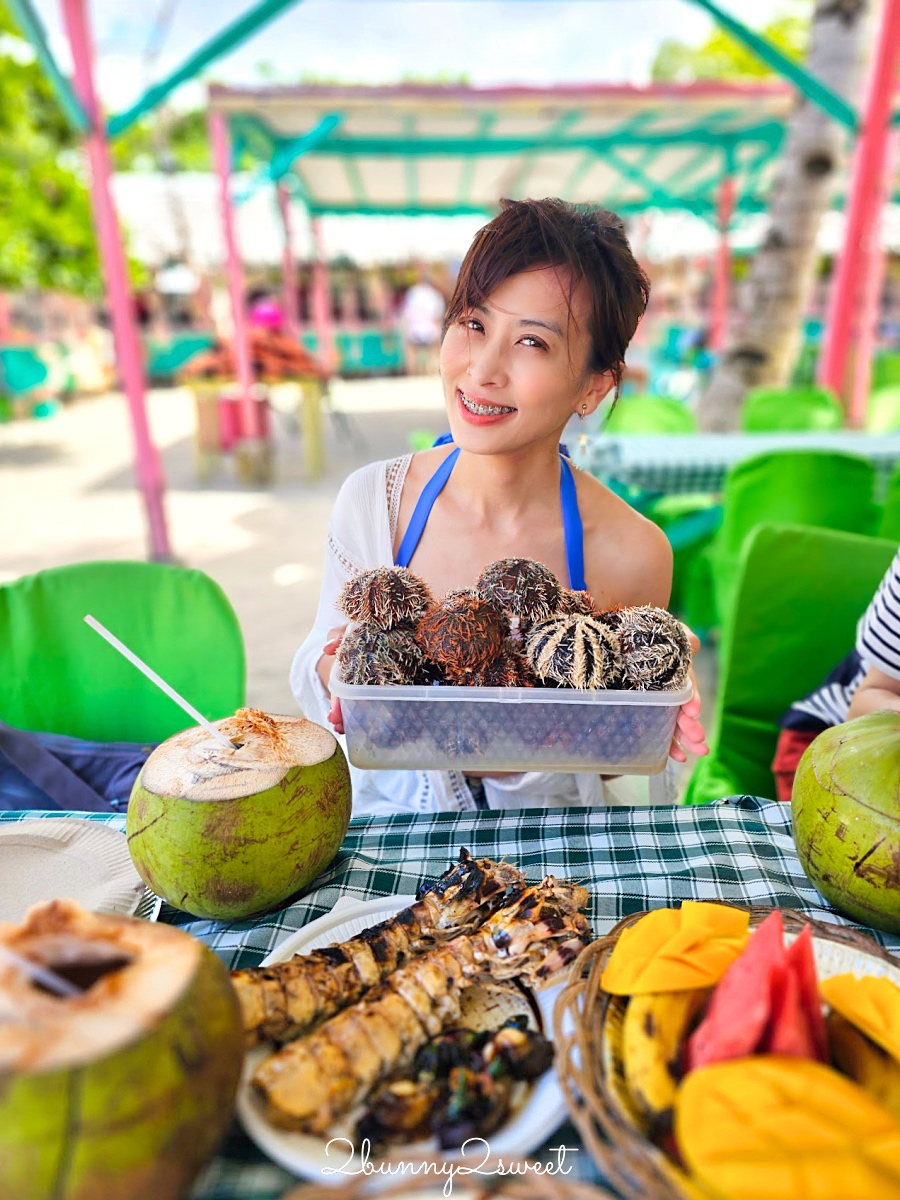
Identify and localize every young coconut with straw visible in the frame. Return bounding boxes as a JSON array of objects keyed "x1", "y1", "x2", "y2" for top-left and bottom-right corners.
[{"x1": 291, "y1": 198, "x2": 707, "y2": 814}]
